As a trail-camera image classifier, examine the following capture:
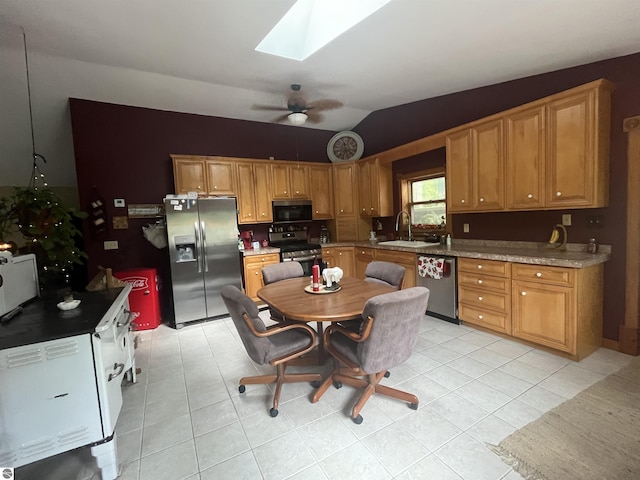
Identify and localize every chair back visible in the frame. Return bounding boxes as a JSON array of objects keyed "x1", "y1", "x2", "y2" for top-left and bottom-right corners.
[
  {"x1": 364, "y1": 261, "x2": 406, "y2": 289},
  {"x1": 262, "y1": 261, "x2": 304, "y2": 285},
  {"x1": 221, "y1": 285, "x2": 271, "y2": 365},
  {"x1": 358, "y1": 287, "x2": 429, "y2": 374}
]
